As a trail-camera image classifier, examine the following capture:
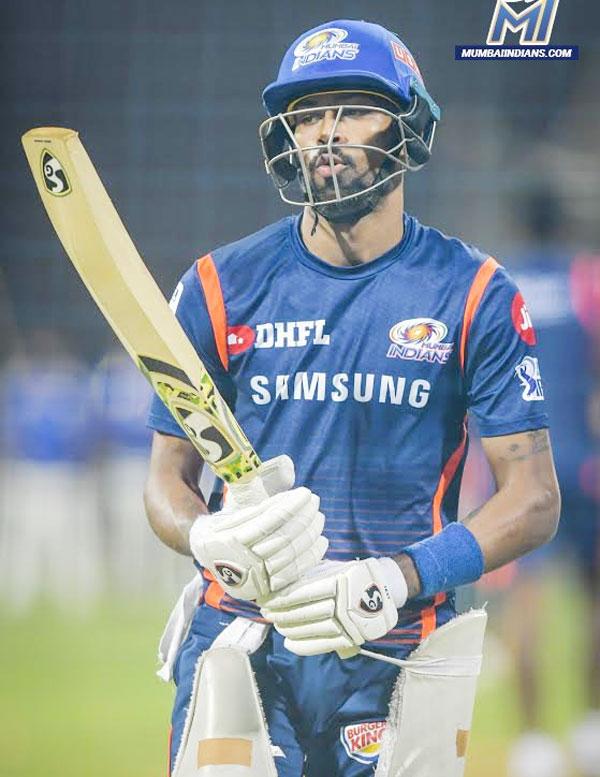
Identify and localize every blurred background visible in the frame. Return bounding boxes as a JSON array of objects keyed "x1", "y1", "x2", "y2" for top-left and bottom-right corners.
[{"x1": 1, "y1": 1, "x2": 599, "y2": 776}]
